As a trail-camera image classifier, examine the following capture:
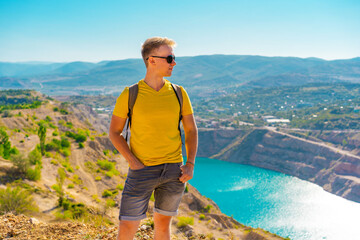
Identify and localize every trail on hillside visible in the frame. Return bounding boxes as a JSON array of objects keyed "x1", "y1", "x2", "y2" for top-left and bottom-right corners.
[
  {"x1": 71, "y1": 148, "x2": 98, "y2": 196},
  {"x1": 266, "y1": 127, "x2": 360, "y2": 160}
]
